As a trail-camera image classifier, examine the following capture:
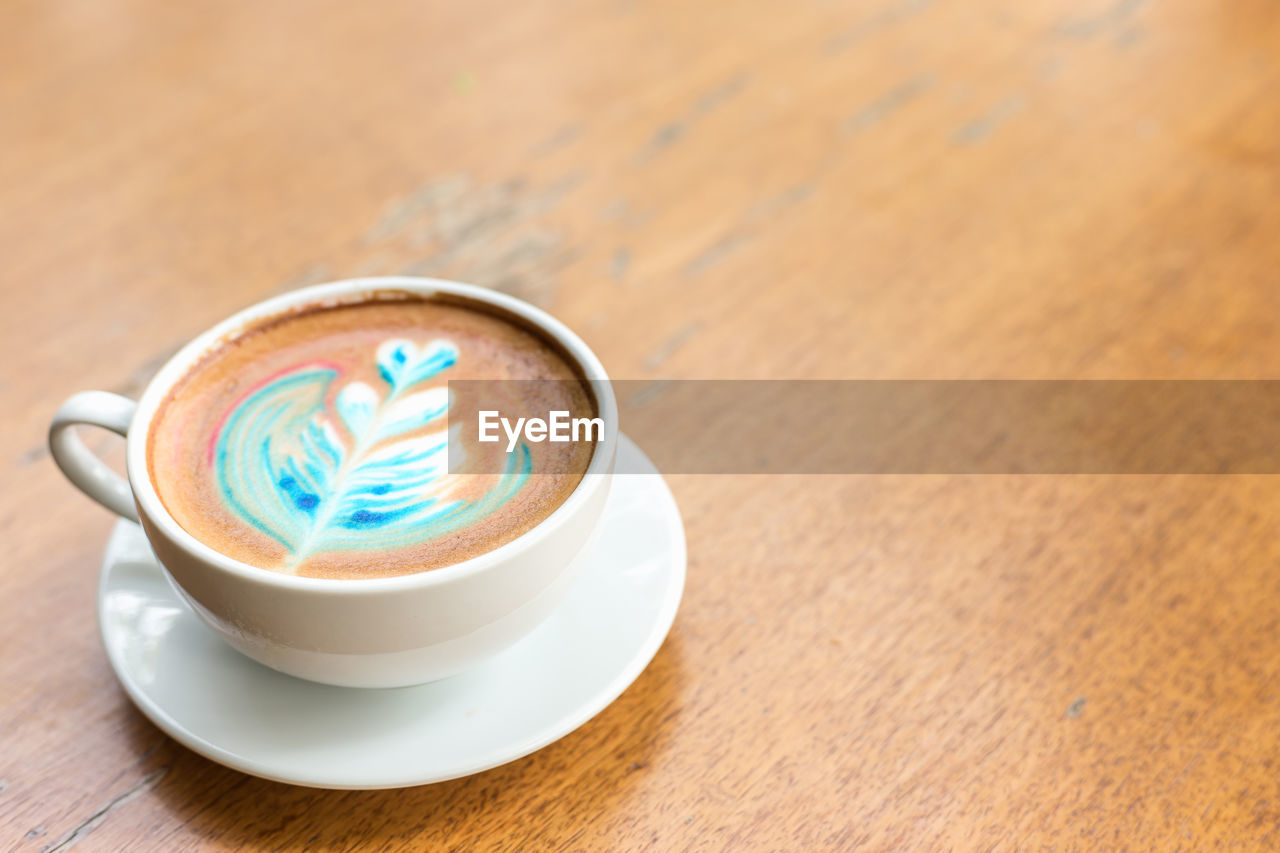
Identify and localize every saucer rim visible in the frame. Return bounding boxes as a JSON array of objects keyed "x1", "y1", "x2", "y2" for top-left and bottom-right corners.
[{"x1": 97, "y1": 433, "x2": 686, "y2": 789}]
